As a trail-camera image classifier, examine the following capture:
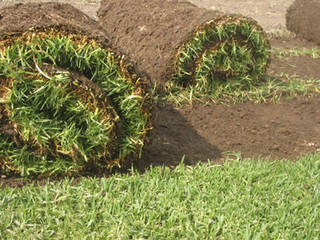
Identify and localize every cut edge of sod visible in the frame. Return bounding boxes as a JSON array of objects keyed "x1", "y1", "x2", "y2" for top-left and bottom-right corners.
[
  {"x1": 168, "y1": 14, "x2": 271, "y2": 95},
  {"x1": 0, "y1": 27, "x2": 150, "y2": 177}
]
